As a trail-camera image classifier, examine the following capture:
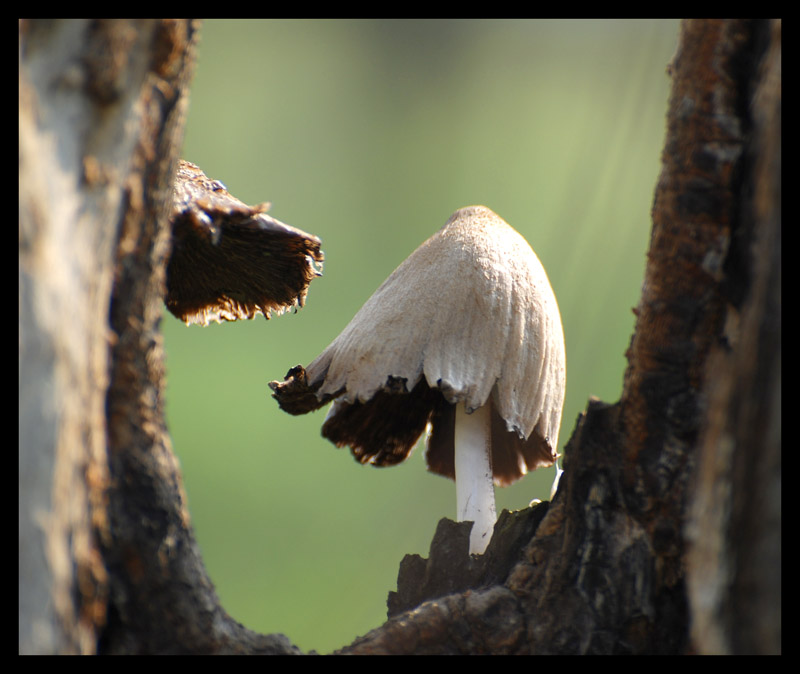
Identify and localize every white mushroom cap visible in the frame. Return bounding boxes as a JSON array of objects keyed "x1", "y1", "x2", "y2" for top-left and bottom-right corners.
[{"x1": 271, "y1": 205, "x2": 566, "y2": 487}]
